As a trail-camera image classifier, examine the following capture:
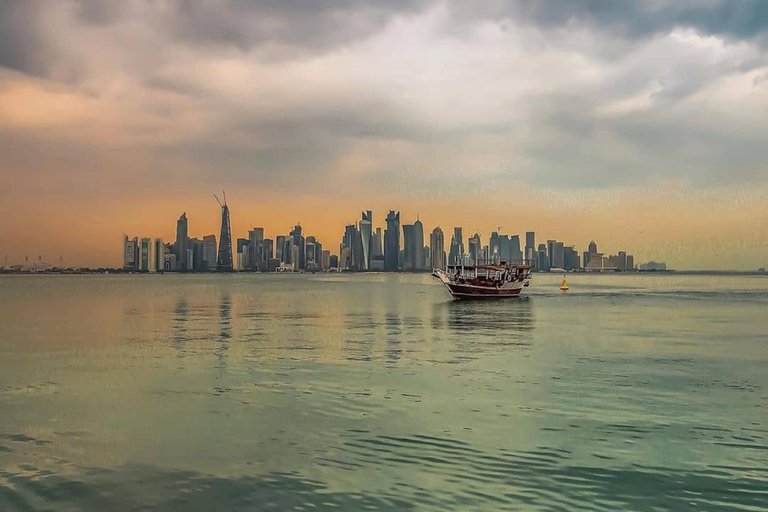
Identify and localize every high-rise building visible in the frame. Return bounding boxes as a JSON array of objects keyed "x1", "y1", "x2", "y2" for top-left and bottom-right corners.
[
  {"x1": 449, "y1": 227, "x2": 465, "y2": 265},
  {"x1": 275, "y1": 235, "x2": 287, "y2": 264},
  {"x1": 430, "y1": 227, "x2": 445, "y2": 270},
  {"x1": 216, "y1": 200, "x2": 233, "y2": 271},
  {"x1": 202, "y1": 234, "x2": 217, "y2": 270},
  {"x1": 384, "y1": 210, "x2": 400, "y2": 271},
  {"x1": 123, "y1": 235, "x2": 138, "y2": 271},
  {"x1": 402, "y1": 223, "x2": 416, "y2": 270},
  {"x1": 372, "y1": 227, "x2": 383, "y2": 257},
  {"x1": 413, "y1": 217, "x2": 424, "y2": 269},
  {"x1": 589, "y1": 240, "x2": 598, "y2": 254},
  {"x1": 525, "y1": 231, "x2": 535, "y2": 265},
  {"x1": 537, "y1": 243, "x2": 549, "y2": 271},
  {"x1": 175, "y1": 213, "x2": 188, "y2": 271},
  {"x1": 321, "y1": 250, "x2": 331, "y2": 271},
  {"x1": 139, "y1": 238, "x2": 152, "y2": 272},
  {"x1": 236, "y1": 238, "x2": 249, "y2": 271},
  {"x1": 290, "y1": 225, "x2": 305, "y2": 270},
  {"x1": 552, "y1": 241, "x2": 564, "y2": 269},
  {"x1": 153, "y1": 239, "x2": 164, "y2": 272},
  {"x1": 188, "y1": 237, "x2": 203, "y2": 271},
  {"x1": 617, "y1": 251, "x2": 628, "y2": 270},
  {"x1": 564, "y1": 246, "x2": 580, "y2": 270},
  {"x1": 263, "y1": 239, "x2": 274, "y2": 268},
  {"x1": 360, "y1": 211, "x2": 373, "y2": 270},
  {"x1": 510, "y1": 235, "x2": 523, "y2": 263},
  {"x1": 468, "y1": 233, "x2": 481, "y2": 264},
  {"x1": 248, "y1": 228, "x2": 265, "y2": 270}
]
